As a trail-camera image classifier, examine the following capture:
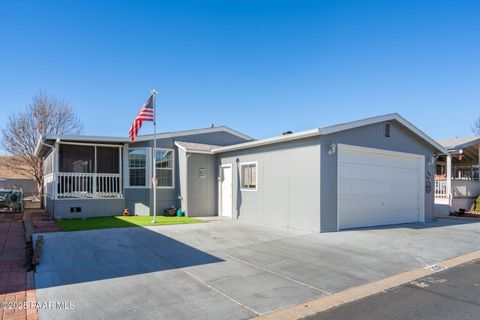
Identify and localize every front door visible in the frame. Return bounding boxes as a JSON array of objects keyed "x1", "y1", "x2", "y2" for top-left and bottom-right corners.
[{"x1": 220, "y1": 165, "x2": 233, "y2": 218}]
